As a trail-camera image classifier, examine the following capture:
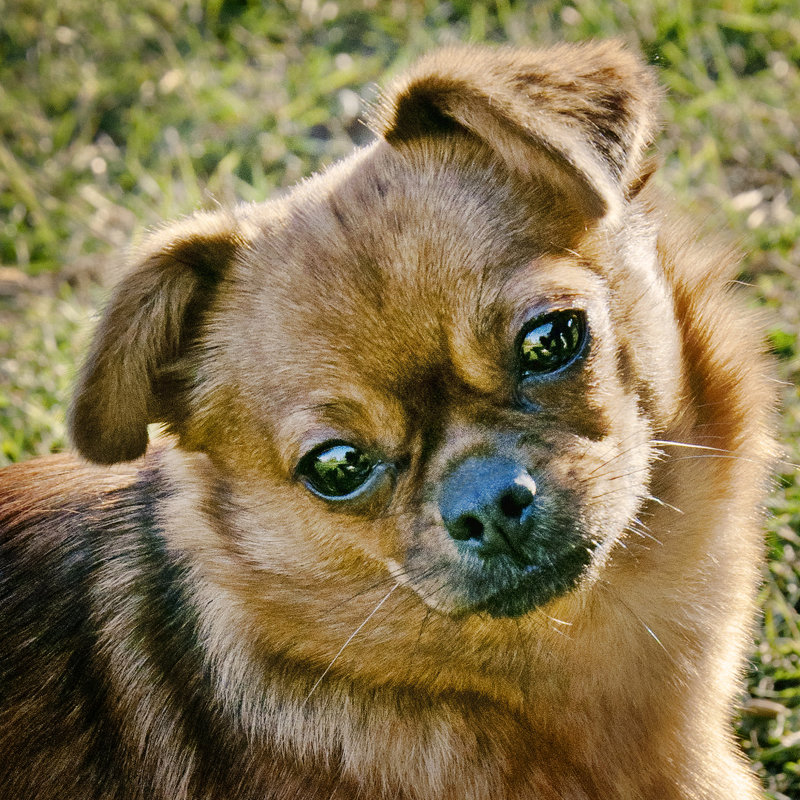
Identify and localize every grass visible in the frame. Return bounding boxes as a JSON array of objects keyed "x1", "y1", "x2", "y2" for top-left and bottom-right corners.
[{"x1": 1, "y1": 1, "x2": 798, "y2": 795}]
